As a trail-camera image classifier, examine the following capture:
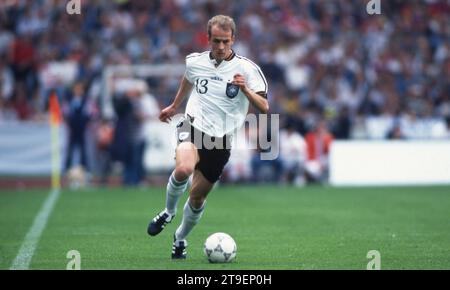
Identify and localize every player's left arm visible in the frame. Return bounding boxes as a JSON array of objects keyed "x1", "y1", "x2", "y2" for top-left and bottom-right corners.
[{"x1": 232, "y1": 73, "x2": 269, "y2": 113}]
